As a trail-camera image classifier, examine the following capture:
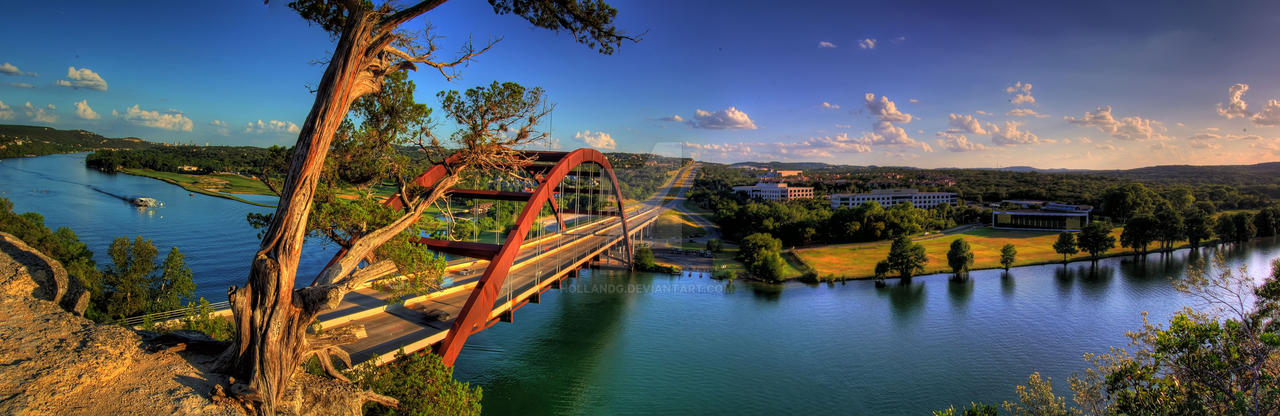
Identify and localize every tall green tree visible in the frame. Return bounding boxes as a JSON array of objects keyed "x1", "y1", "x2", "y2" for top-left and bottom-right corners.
[
  {"x1": 1077, "y1": 222, "x2": 1116, "y2": 262},
  {"x1": 1183, "y1": 209, "x2": 1213, "y2": 248},
  {"x1": 103, "y1": 236, "x2": 157, "y2": 319},
  {"x1": 1052, "y1": 231, "x2": 1078, "y2": 263},
  {"x1": 738, "y1": 232, "x2": 786, "y2": 281},
  {"x1": 1153, "y1": 203, "x2": 1184, "y2": 251},
  {"x1": 1119, "y1": 214, "x2": 1158, "y2": 256},
  {"x1": 1000, "y1": 244, "x2": 1017, "y2": 271},
  {"x1": 151, "y1": 247, "x2": 195, "y2": 313},
  {"x1": 947, "y1": 238, "x2": 974, "y2": 277},
  {"x1": 886, "y1": 234, "x2": 927, "y2": 278}
]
